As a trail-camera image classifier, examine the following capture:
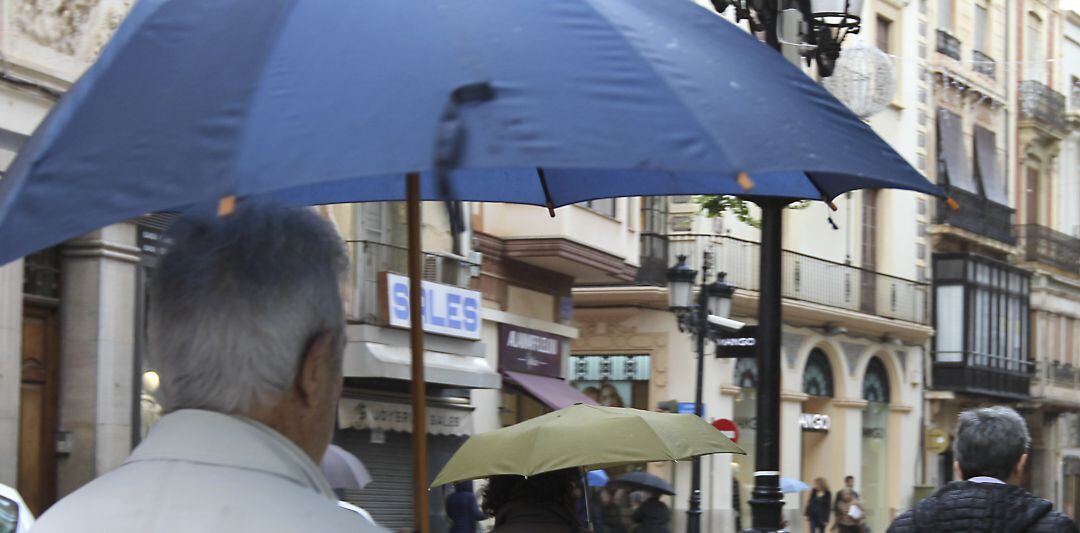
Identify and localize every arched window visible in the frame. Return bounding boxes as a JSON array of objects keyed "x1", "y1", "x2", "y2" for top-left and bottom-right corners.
[
  {"x1": 803, "y1": 349, "x2": 834, "y2": 397},
  {"x1": 863, "y1": 357, "x2": 891, "y2": 403},
  {"x1": 735, "y1": 357, "x2": 758, "y2": 389}
]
